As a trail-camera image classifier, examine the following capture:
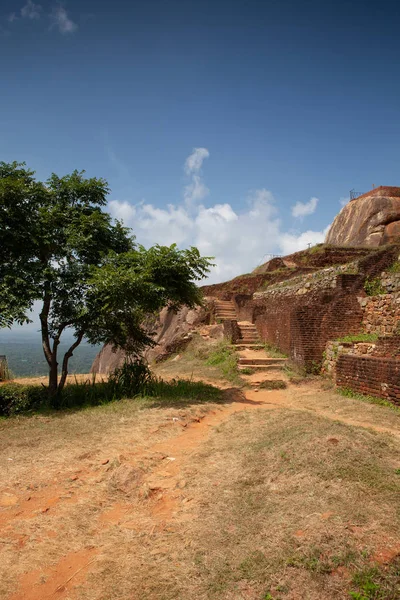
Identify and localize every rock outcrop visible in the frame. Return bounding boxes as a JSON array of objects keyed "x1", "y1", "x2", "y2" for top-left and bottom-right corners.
[
  {"x1": 325, "y1": 186, "x2": 400, "y2": 247},
  {"x1": 91, "y1": 301, "x2": 215, "y2": 374}
]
